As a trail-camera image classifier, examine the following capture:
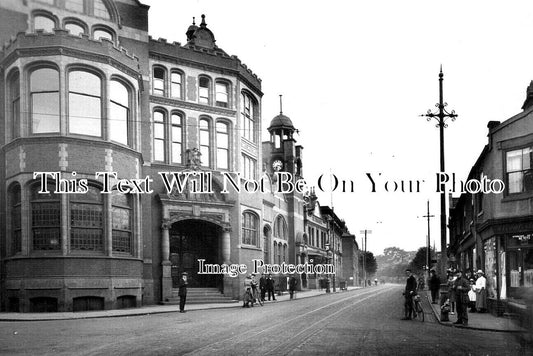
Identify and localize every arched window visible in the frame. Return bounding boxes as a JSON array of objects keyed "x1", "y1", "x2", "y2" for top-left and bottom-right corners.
[
  {"x1": 34, "y1": 15, "x2": 55, "y2": 32},
  {"x1": 93, "y1": 28, "x2": 113, "y2": 41},
  {"x1": 170, "y1": 71, "x2": 182, "y2": 99},
  {"x1": 68, "y1": 70, "x2": 102, "y2": 137},
  {"x1": 8, "y1": 71, "x2": 20, "y2": 139},
  {"x1": 153, "y1": 110, "x2": 166, "y2": 161},
  {"x1": 242, "y1": 211, "x2": 258, "y2": 246},
  {"x1": 109, "y1": 79, "x2": 130, "y2": 145},
  {"x1": 216, "y1": 121, "x2": 229, "y2": 170},
  {"x1": 31, "y1": 183, "x2": 60, "y2": 250},
  {"x1": 171, "y1": 113, "x2": 183, "y2": 164},
  {"x1": 9, "y1": 184, "x2": 22, "y2": 255},
  {"x1": 240, "y1": 92, "x2": 255, "y2": 142},
  {"x1": 153, "y1": 67, "x2": 165, "y2": 96},
  {"x1": 199, "y1": 77, "x2": 210, "y2": 104},
  {"x1": 70, "y1": 185, "x2": 103, "y2": 251},
  {"x1": 263, "y1": 225, "x2": 271, "y2": 263},
  {"x1": 274, "y1": 215, "x2": 287, "y2": 240},
  {"x1": 30, "y1": 67, "x2": 60, "y2": 133},
  {"x1": 112, "y1": 191, "x2": 132, "y2": 254},
  {"x1": 65, "y1": 22, "x2": 85, "y2": 36},
  {"x1": 216, "y1": 81, "x2": 229, "y2": 108},
  {"x1": 199, "y1": 118, "x2": 211, "y2": 167}
]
